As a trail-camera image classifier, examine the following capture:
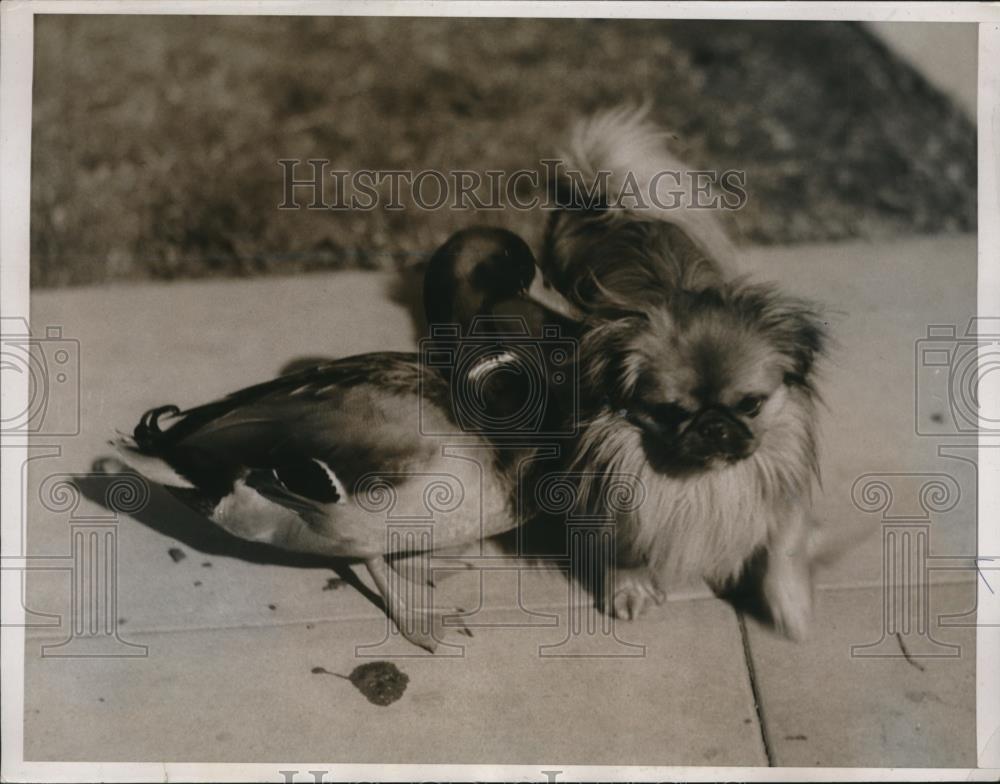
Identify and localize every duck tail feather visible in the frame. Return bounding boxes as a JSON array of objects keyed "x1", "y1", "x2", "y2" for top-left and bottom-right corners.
[
  {"x1": 133, "y1": 404, "x2": 182, "y2": 452},
  {"x1": 109, "y1": 434, "x2": 194, "y2": 489}
]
